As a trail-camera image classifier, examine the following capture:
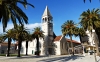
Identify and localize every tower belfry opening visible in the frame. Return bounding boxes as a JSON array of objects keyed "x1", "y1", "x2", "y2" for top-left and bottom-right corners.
[{"x1": 42, "y1": 6, "x2": 53, "y2": 23}]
